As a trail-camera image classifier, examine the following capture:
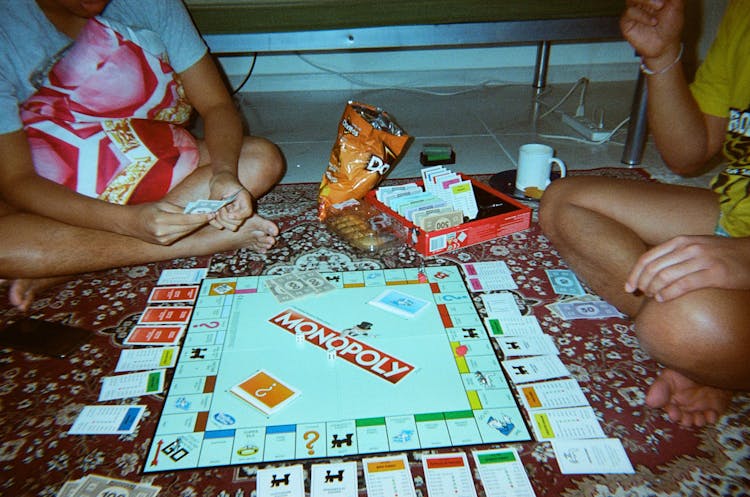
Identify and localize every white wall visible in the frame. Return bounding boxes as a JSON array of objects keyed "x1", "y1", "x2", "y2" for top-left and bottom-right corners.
[{"x1": 215, "y1": 0, "x2": 727, "y2": 93}]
